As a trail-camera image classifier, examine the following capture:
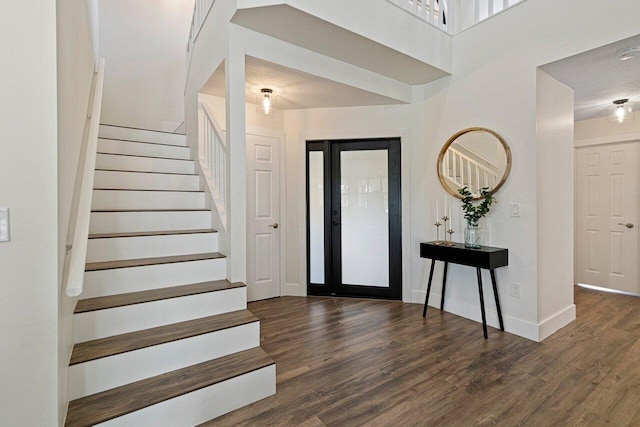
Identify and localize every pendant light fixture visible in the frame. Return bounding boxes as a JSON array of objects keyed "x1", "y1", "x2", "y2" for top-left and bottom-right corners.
[
  {"x1": 613, "y1": 99, "x2": 632, "y2": 123},
  {"x1": 261, "y1": 88, "x2": 273, "y2": 115}
]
